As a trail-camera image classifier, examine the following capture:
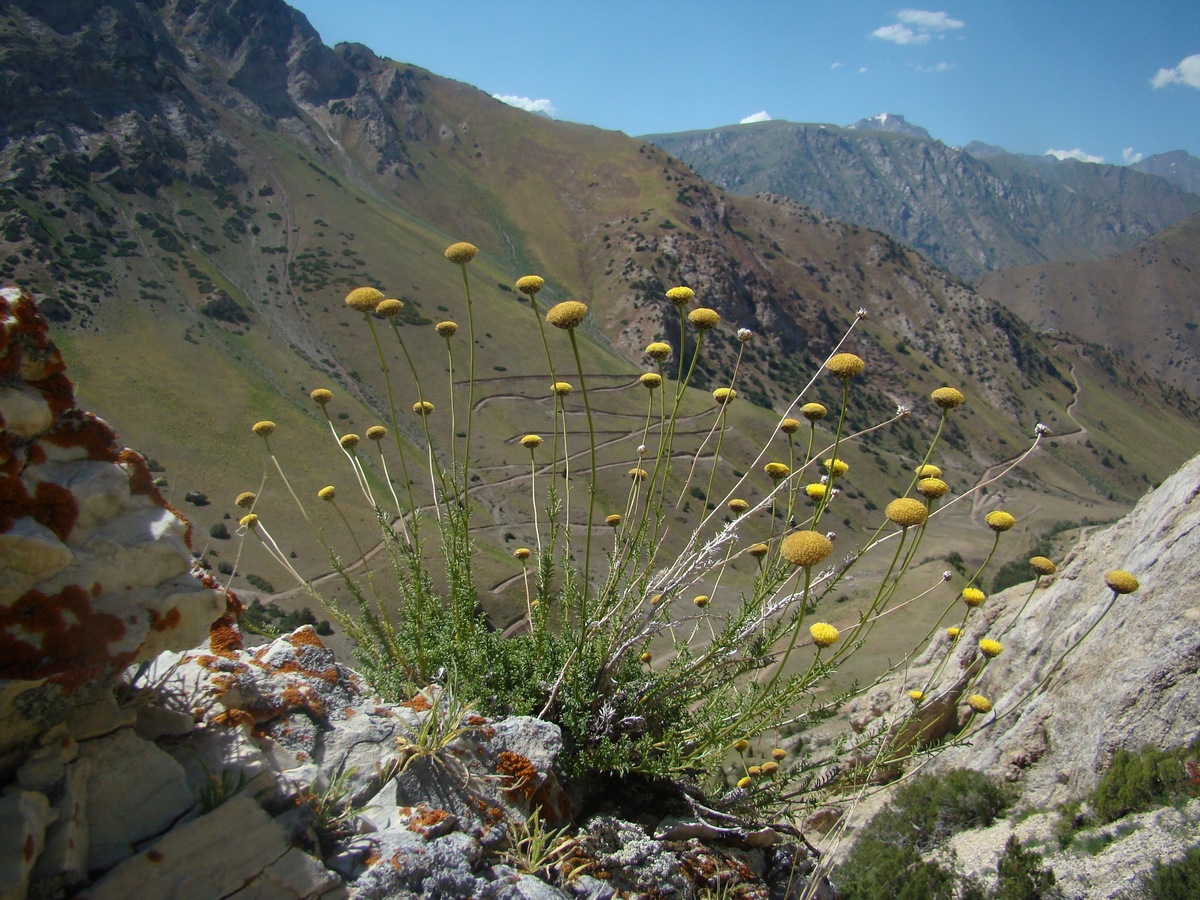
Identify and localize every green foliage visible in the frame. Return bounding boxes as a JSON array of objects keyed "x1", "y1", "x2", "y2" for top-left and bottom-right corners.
[
  {"x1": 209, "y1": 522, "x2": 231, "y2": 540},
  {"x1": 241, "y1": 598, "x2": 331, "y2": 636},
  {"x1": 238, "y1": 251, "x2": 1054, "y2": 814},
  {"x1": 1129, "y1": 845, "x2": 1200, "y2": 899},
  {"x1": 835, "y1": 770, "x2": 1011, "y2": 900},
  {"x1": 1092, "y1": 747, "x2": 1186, "y2": 823},
  {"x1": 991, "y1": 835, "x2": 1063, "y2": 900},
  {"x1": 1055, "y1": 743, "x2": 1197, "y2": 848}
]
